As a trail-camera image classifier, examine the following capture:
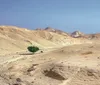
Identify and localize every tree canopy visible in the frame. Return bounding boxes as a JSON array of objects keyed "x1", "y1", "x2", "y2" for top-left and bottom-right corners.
[{"x1": 27, "y1": 46, "x2": 39, "y2": 53}]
